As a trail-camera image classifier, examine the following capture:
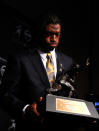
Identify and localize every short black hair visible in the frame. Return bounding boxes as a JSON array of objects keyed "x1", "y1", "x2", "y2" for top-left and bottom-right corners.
[
  {"x1": 38, "y1": 13, "x2": 62, "y2": 33},
  {"x1": 42, "y1": 13, "x2": 61, "y2": 26}
]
